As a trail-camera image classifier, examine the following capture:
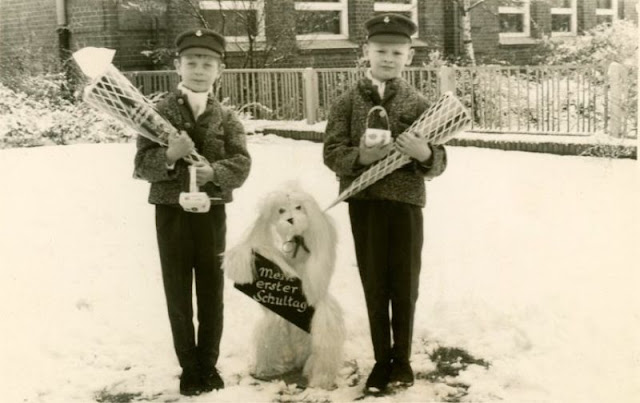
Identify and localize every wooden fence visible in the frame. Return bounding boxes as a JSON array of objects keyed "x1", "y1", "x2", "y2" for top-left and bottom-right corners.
[{"x1": 124, "y1": 64, "x2": 637, "y2": 137}]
